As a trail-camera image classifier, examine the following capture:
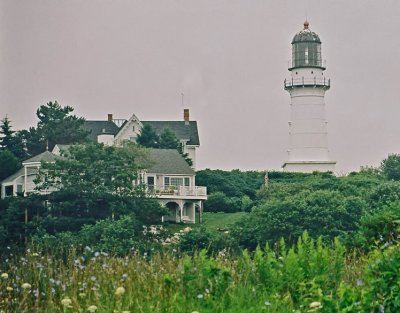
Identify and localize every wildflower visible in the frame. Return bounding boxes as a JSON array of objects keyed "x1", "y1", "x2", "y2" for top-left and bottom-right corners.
[
  {"x1": 31, "y1": 252, "x2": 39, "y2": 257},
  {"x1": 79, "y1": 293, "x2": 86, "y2": 298},
  {"x1": 192, "y1": 311, "x2": 200, "y2": 313},
  {"x1": 1, "y1": 273, "x2": 8, "y2": 279},
  {"x1": 6, "y1": 287, "x2": 13, "y2": 291},
  {"x1": 197, "y1": 294, "x2": 203, "y2": 299},
  {"x1": 122, "y1": 311, "x2": 131, "y2": 313},
  {"x1": 21, "y1": 283, "x2": 32, "y2": 290},
  {"x1": 265, "y1": 301, "x2": 271, "y2": 306},
  {"x1": 115, "y1": 286, "x2": 126, "y2": 296},
  {"x1": 356, "y1": 279, "x2": 364, "y2": 286},
  {"x1": 309, "y1": 301, "x2": 322, "y2": 309},
  {"x1": 87, "y1": 305, "x2": 97, "y2": 312},
  {"x1": 61, "y1": 298, "x2": 72, "y2": 307}
]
